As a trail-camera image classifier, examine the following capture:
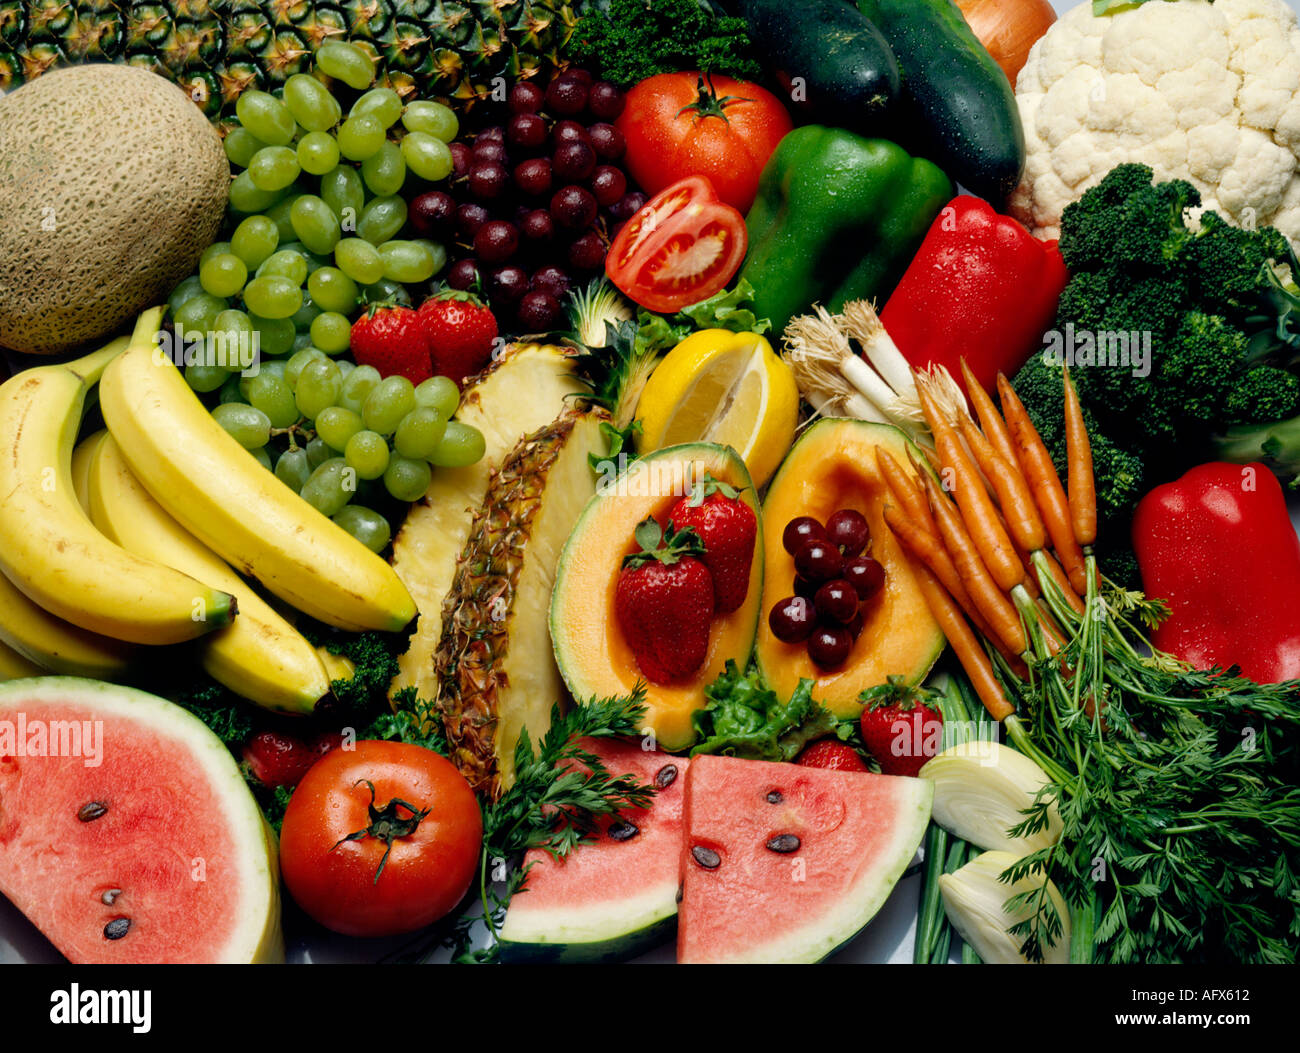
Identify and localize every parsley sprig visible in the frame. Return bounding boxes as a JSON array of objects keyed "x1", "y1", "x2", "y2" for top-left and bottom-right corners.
[{"x1": 449, "y1": 686, "x2": 656, "y2": 963}]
